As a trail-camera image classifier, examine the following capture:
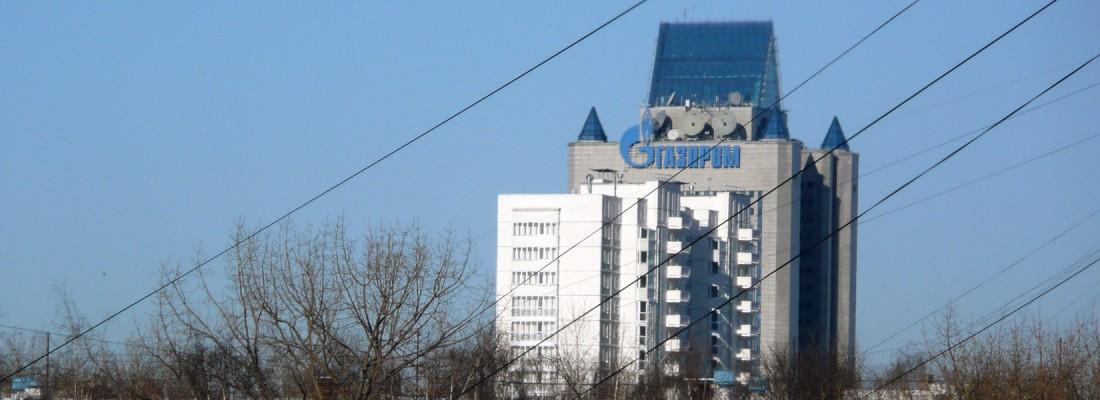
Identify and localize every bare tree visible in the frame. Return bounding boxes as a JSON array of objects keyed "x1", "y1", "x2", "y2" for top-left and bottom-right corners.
[
  {"x1": 922, "y1": 309, "x2": 1100, "y2": 400},
  {"x1": 761, "y1": 344, "x2": 858, "y2": 400}
]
